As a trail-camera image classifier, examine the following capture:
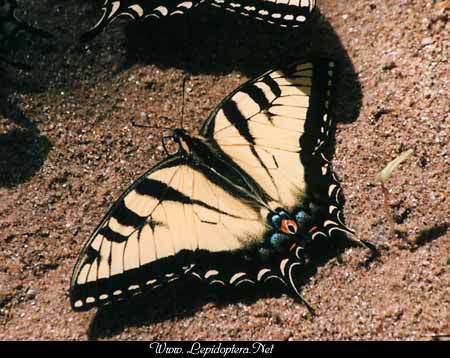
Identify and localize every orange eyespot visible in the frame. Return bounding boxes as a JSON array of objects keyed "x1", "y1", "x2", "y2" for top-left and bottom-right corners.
[{"x1": 281, "y1": 219, "x2": 298, "y2": 235}]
